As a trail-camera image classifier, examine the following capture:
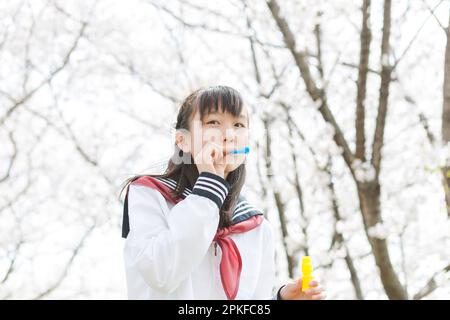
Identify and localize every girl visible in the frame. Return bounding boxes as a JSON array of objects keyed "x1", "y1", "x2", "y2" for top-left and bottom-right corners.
[{"x1": 120, "y1": 85, "x2": 326, "y2": 300}]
